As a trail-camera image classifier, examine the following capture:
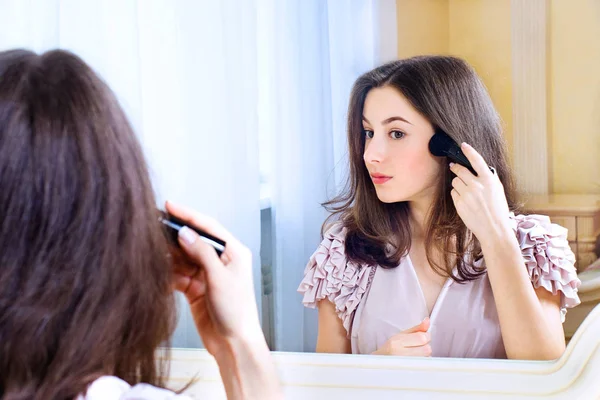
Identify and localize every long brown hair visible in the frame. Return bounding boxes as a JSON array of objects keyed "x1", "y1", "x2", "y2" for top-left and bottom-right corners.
[
  {"x1": 325, "y1": 55, "x2": 519, "y2": 282},
  {"x1": 0, "y1": 49, "x2": 176, "y2": 399}
]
